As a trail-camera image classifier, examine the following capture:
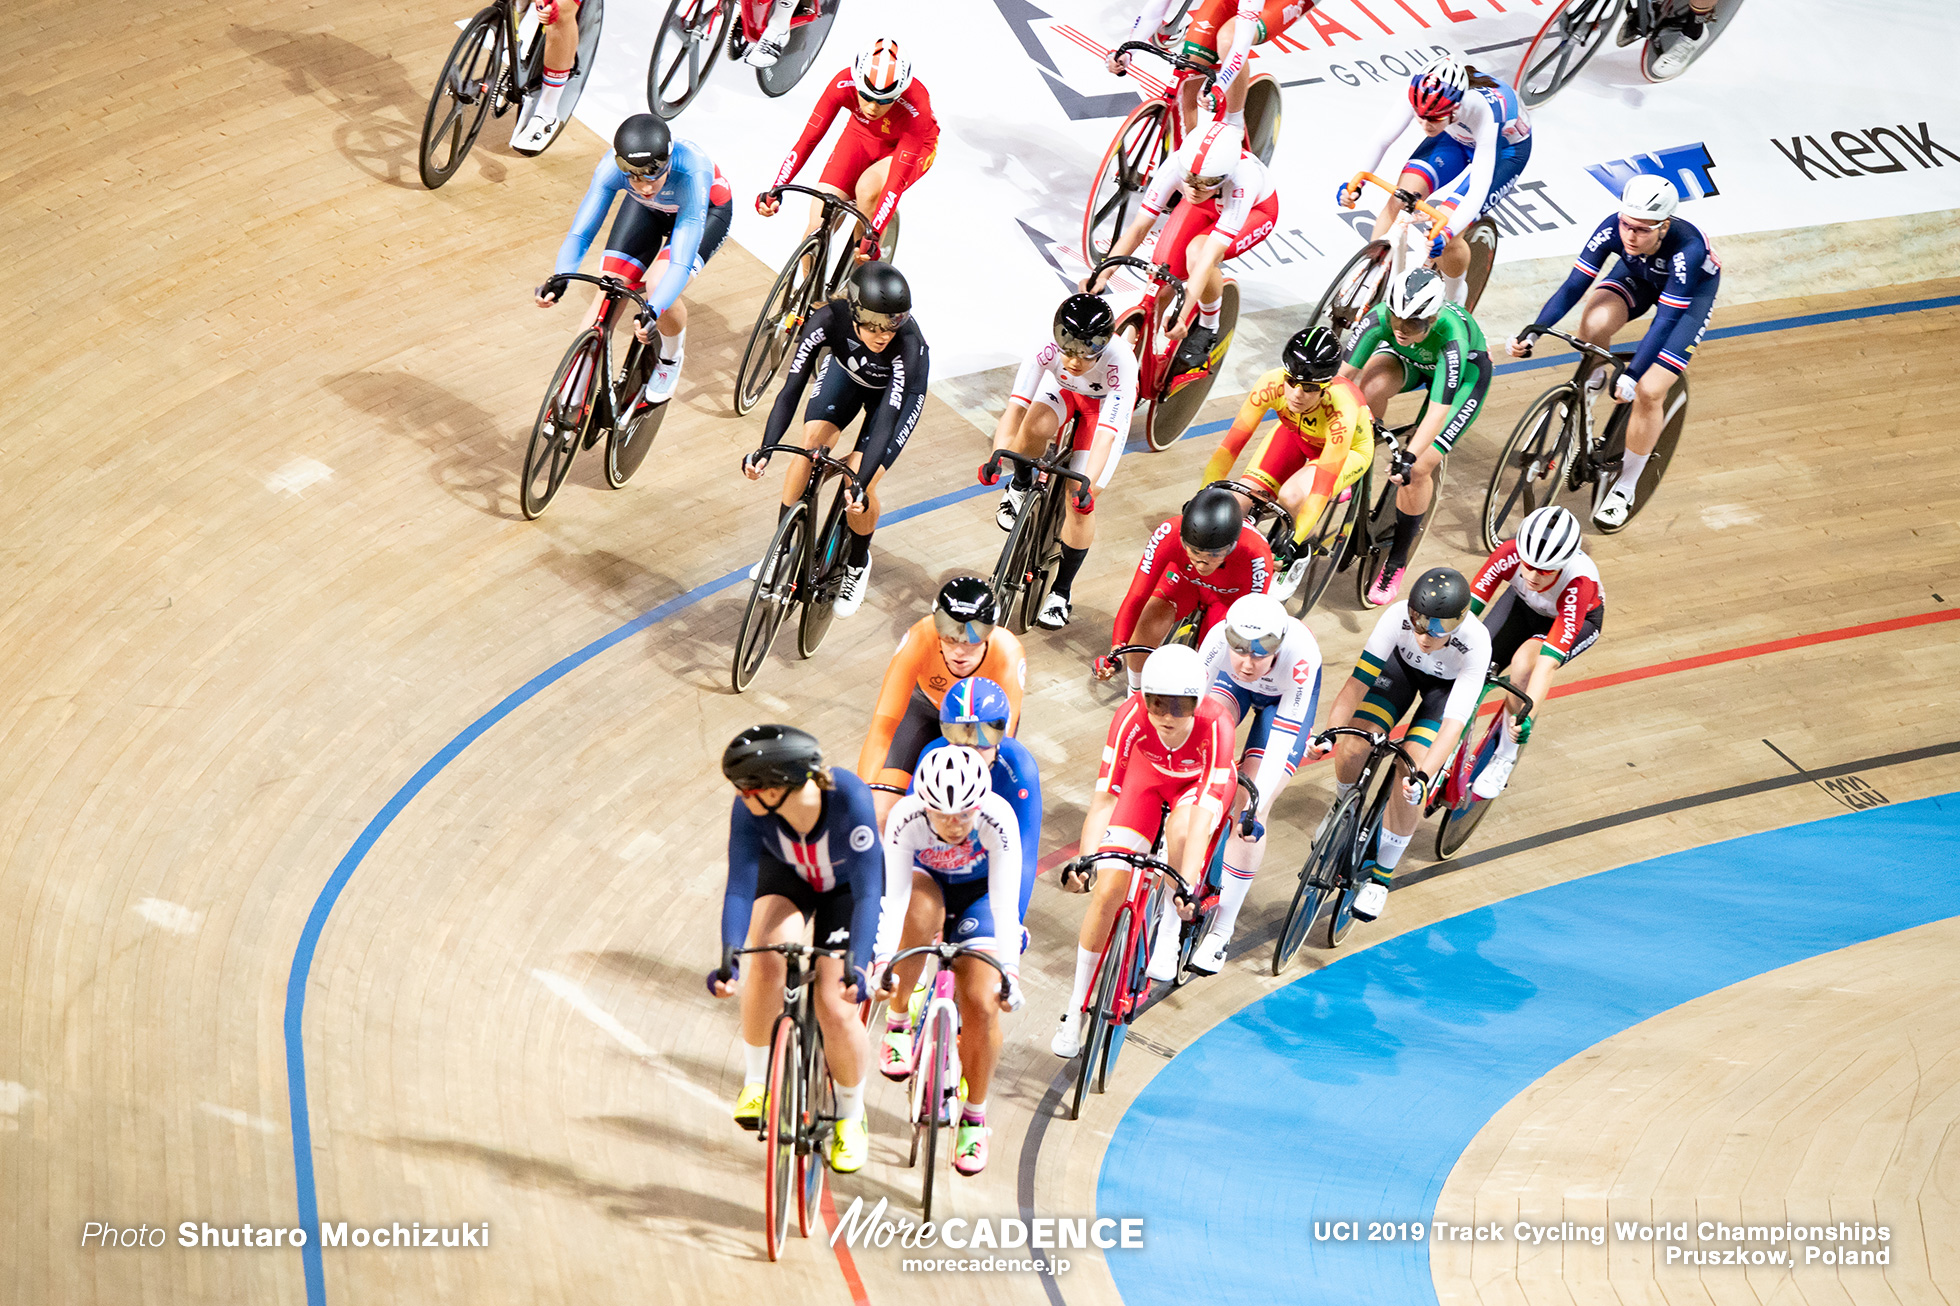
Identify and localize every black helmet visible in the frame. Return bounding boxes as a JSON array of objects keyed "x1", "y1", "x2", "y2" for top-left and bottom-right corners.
[
  {"x1": 722, "y1": 724, "x2": 825, "y2": 789},
  {"x1": 1180, "y1": 487, "x2": 1244, "y2": 555},
  {"x1": 1407, "y1": 566, "x2": 1472, "y2": 636},
  {"x1": 1053, "y1": 293, "x2": 1115, "y2": 358},
  {"x1": 934, "y1": 576, "x2": 998, "y2": 643},
  {"x1": 613, "y1": 114, "x2": 672, "y2": 177},
  {"x1": 847, "y1": 261, "x2": 912, "y2": 331},
  {"x1": 1281, "y1": 326, "x2": 1342, "y2": 385}
]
